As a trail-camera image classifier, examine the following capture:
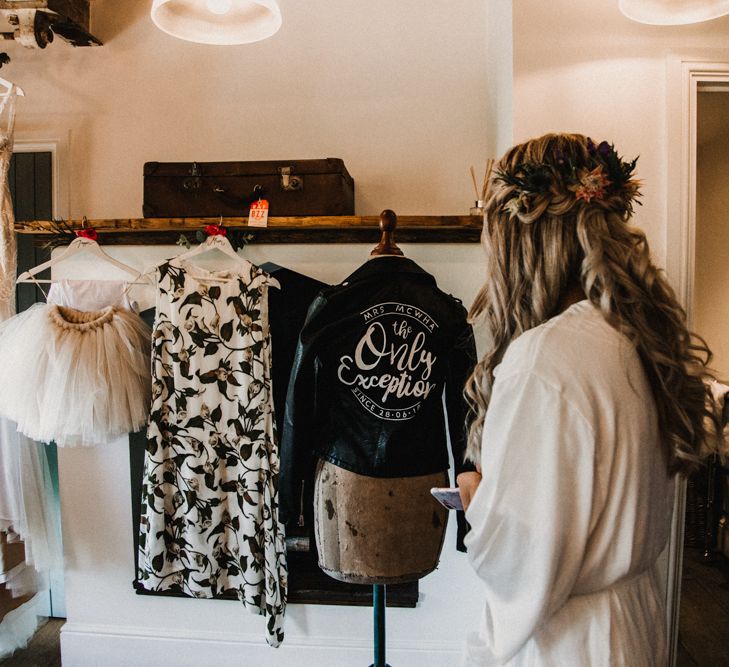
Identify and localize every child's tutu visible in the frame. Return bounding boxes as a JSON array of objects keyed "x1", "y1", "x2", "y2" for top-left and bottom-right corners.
[{"x1": 0, "y1": 303, "x2": 151, "y2": 446}]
